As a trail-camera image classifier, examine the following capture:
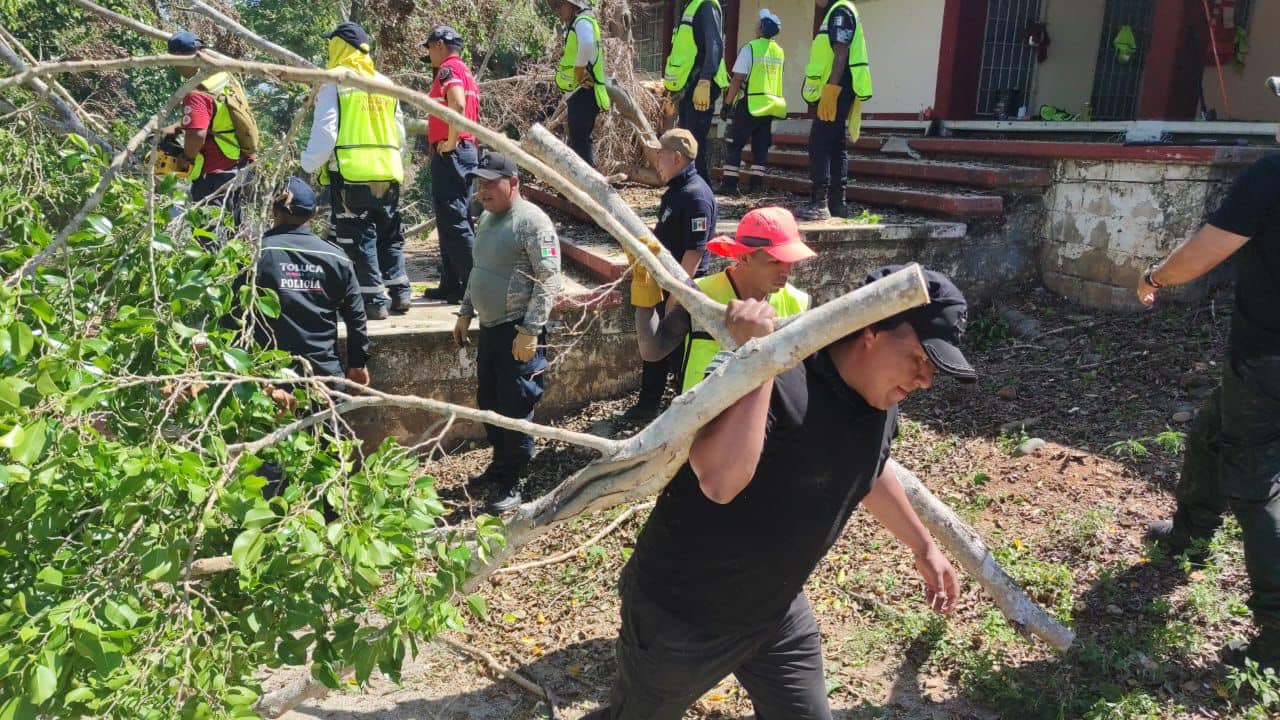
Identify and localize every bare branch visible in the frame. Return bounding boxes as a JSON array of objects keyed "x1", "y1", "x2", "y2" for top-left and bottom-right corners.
[
  {"x1": 496, "y1": 501, "x2": 653, "y2": 575},
  {"x1": 177, "y1": 0, "x2": 314, "y2": 68},
  {"x1": 0, "y1": 31, "x2": 113, "y2": 153},
  {"x1": 69, "y1": 0, "x2": 172, "y2": 42}
]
